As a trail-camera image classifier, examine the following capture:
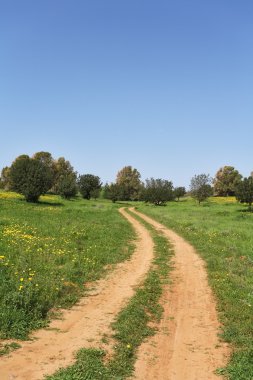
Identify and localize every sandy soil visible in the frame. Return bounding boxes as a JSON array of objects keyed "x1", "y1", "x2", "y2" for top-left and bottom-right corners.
[
  {"x1": 0, "y1": 208, "x2": 154, "y2": 380},
  {"x1": 131, "y1": 208, "x2": 230, "y2": 380}
]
